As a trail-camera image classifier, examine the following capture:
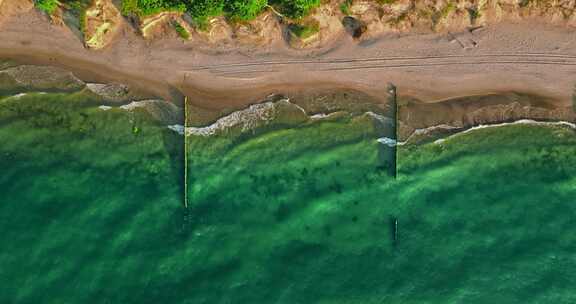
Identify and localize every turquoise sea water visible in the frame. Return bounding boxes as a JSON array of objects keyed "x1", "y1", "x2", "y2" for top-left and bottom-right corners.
[{"x1": 1, "y1": 92, "x2": 576, "y2": 303}]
